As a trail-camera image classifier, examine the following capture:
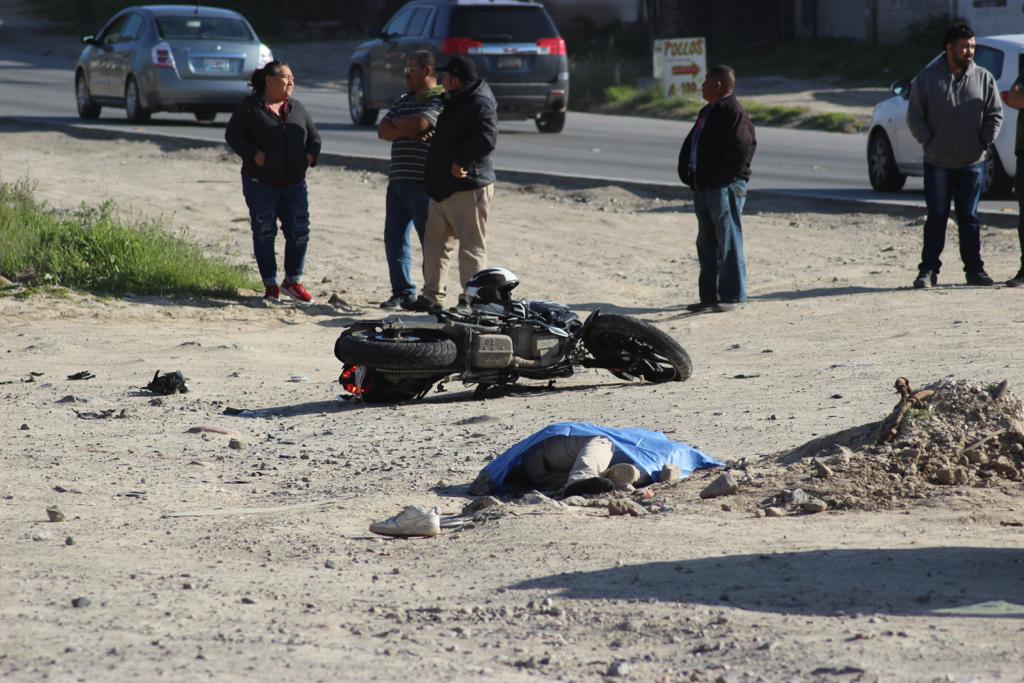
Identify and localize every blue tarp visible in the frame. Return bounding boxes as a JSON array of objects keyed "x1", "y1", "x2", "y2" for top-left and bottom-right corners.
[{"x1": 480, "y1": 422, "x2": 723, "y2": 493}]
